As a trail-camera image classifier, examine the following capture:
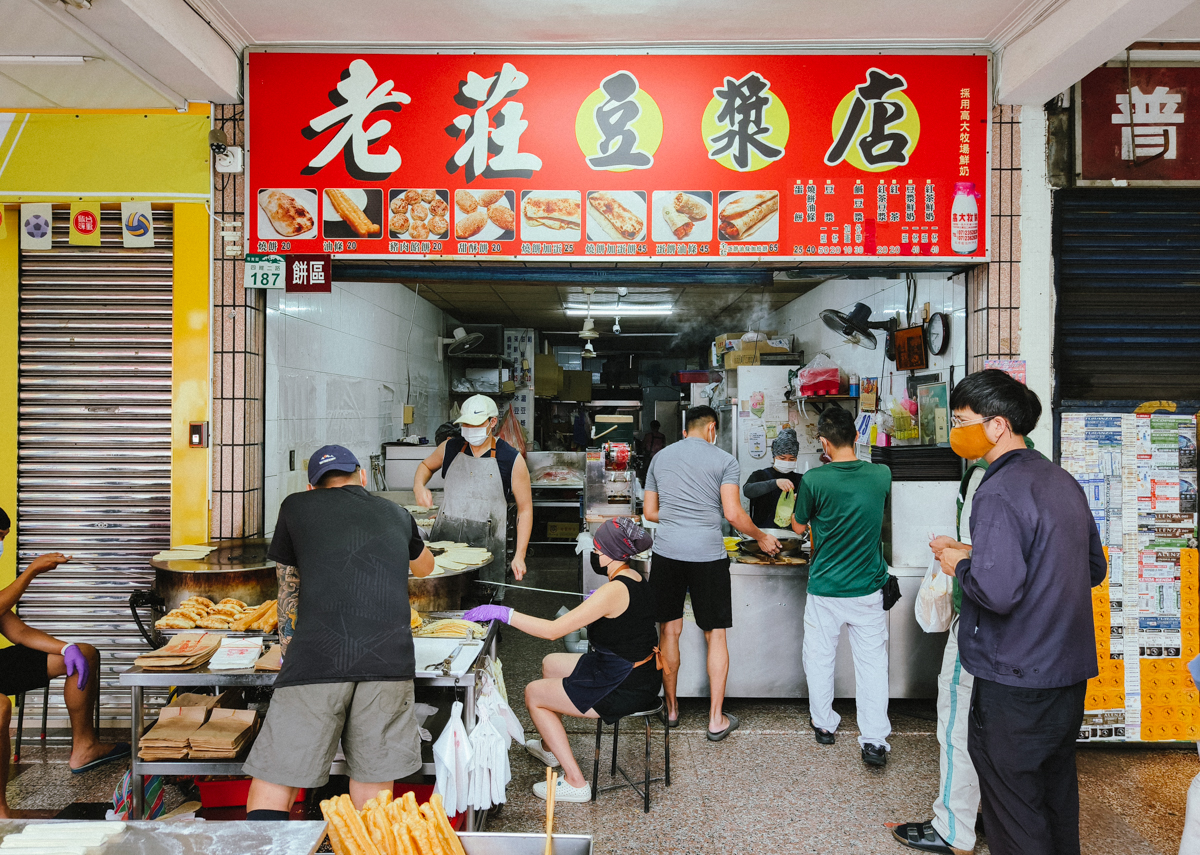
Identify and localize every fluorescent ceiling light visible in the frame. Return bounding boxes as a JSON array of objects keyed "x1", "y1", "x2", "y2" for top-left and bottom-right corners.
[
  {"x1": 0, "y1": 56, "x2": 94, "y2": 64},
  {"x1": 565, "y1": 305, "x2": 673, "y2": 317}
]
